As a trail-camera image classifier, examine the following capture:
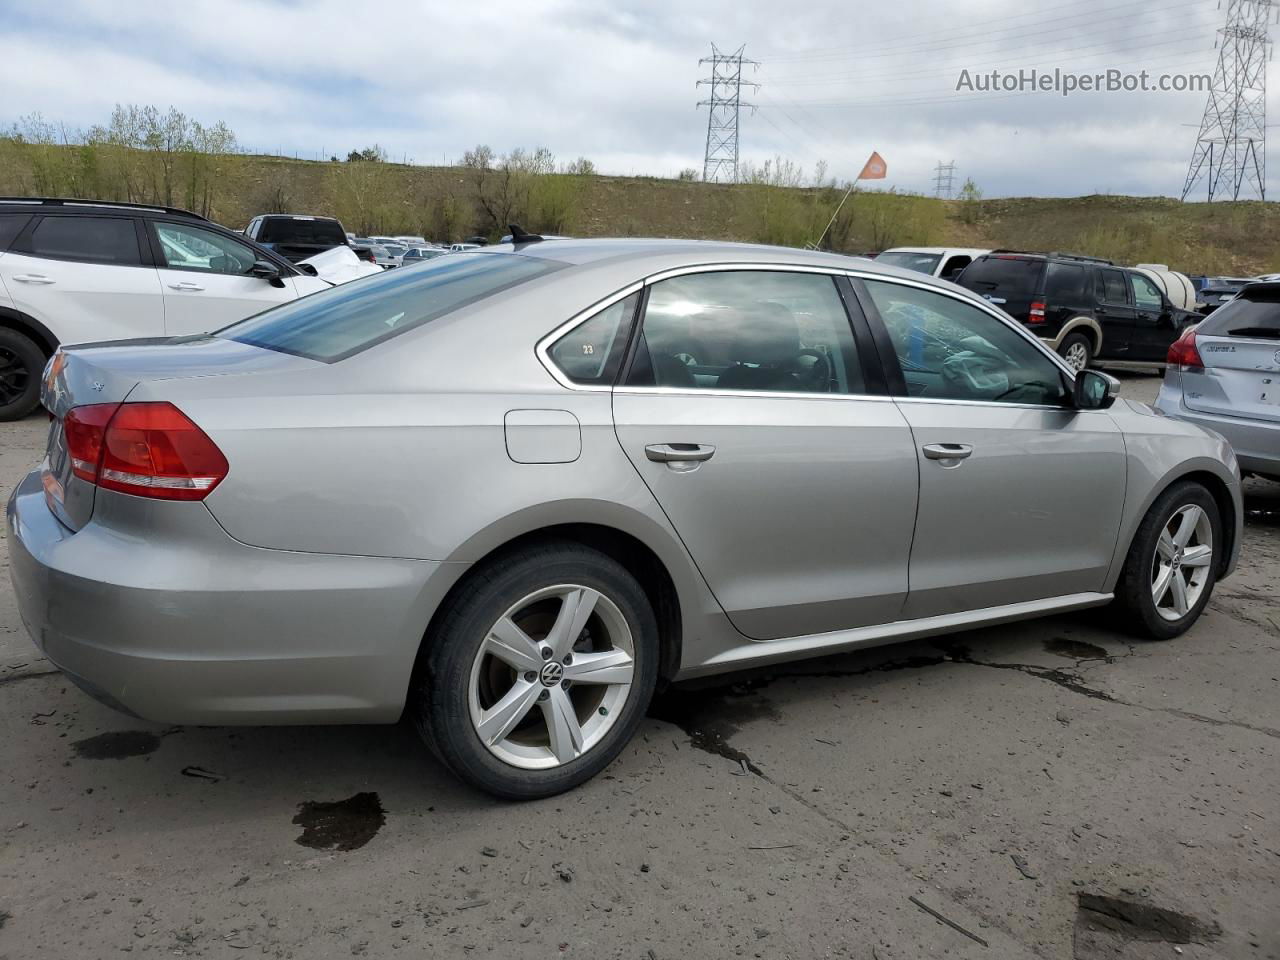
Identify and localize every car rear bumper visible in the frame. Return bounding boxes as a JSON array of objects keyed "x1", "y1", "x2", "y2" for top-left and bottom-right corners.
[
  {"x1": 6, "y1": 469, "x2": 452, "y2": 725},
  {"x1": 1156, "y1": 379, "x2": 1280, "y2": 479}
]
